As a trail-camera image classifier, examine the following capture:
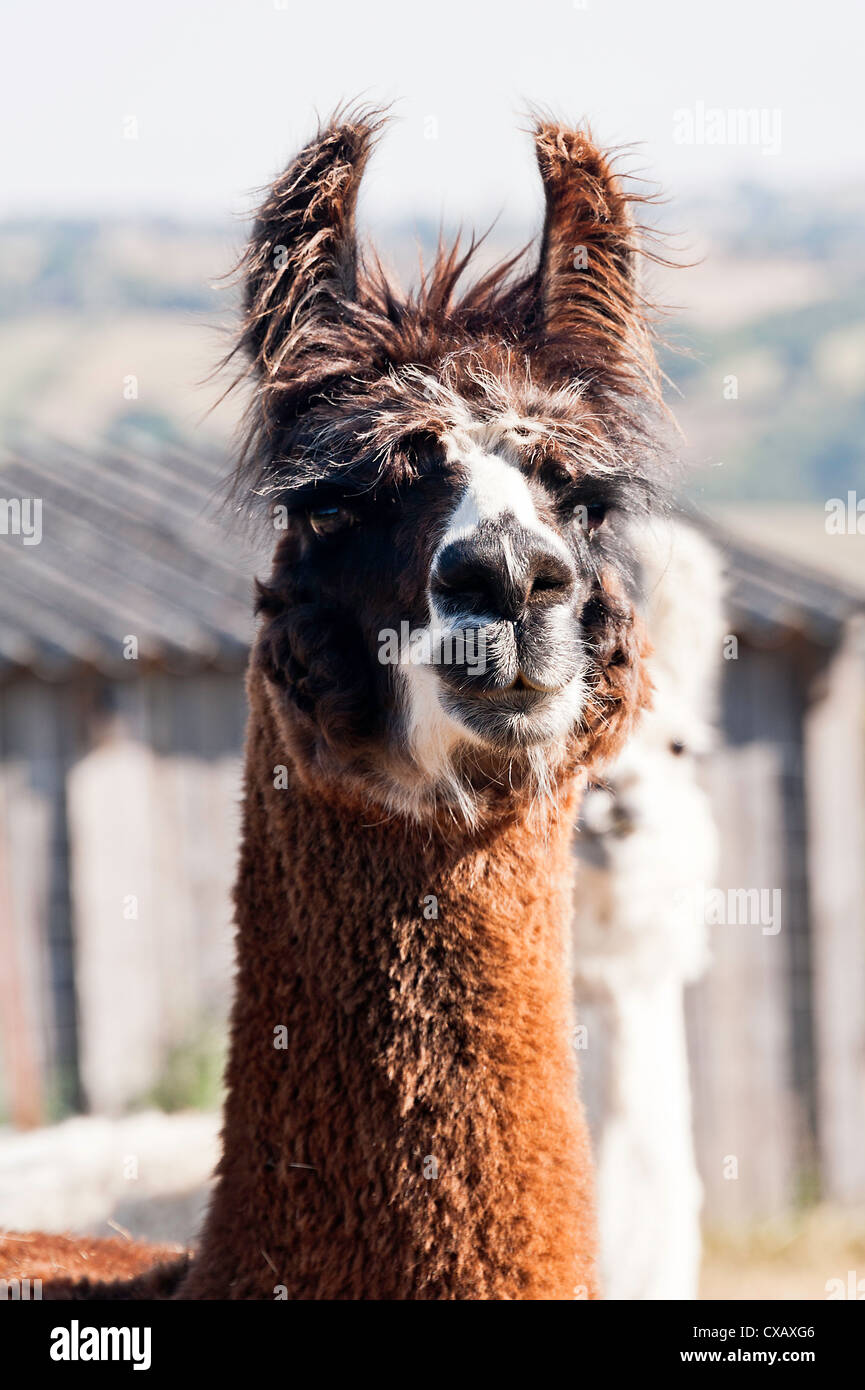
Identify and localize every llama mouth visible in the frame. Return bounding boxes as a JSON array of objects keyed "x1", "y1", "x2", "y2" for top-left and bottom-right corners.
[
  {"x1": 442, "y1": 681, "x2": 579, "y2": 750},
  {"x1": 476, "y1": 672, "x2": 561, "y2": 696},
  {"x1": 470, "y1": 686, "x2": 551, "y2": 708},
  {"x1": 454, "y1": 676, "x2": 554, "y2": 711}
]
